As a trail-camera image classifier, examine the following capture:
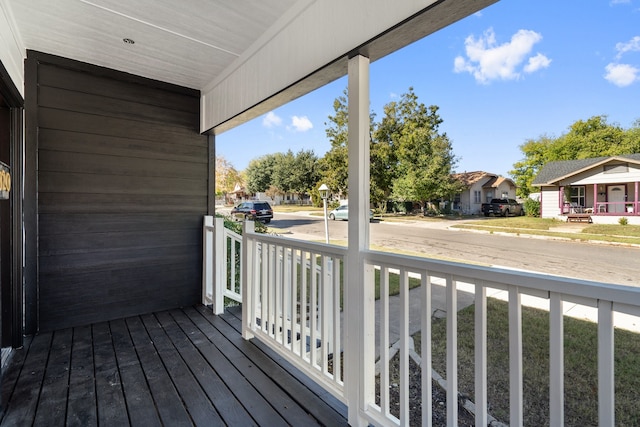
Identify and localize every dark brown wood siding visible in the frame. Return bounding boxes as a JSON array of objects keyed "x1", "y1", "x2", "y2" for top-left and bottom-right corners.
[{"x1": 26, "y1": 51, "x2": 208, "y2": 331}]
